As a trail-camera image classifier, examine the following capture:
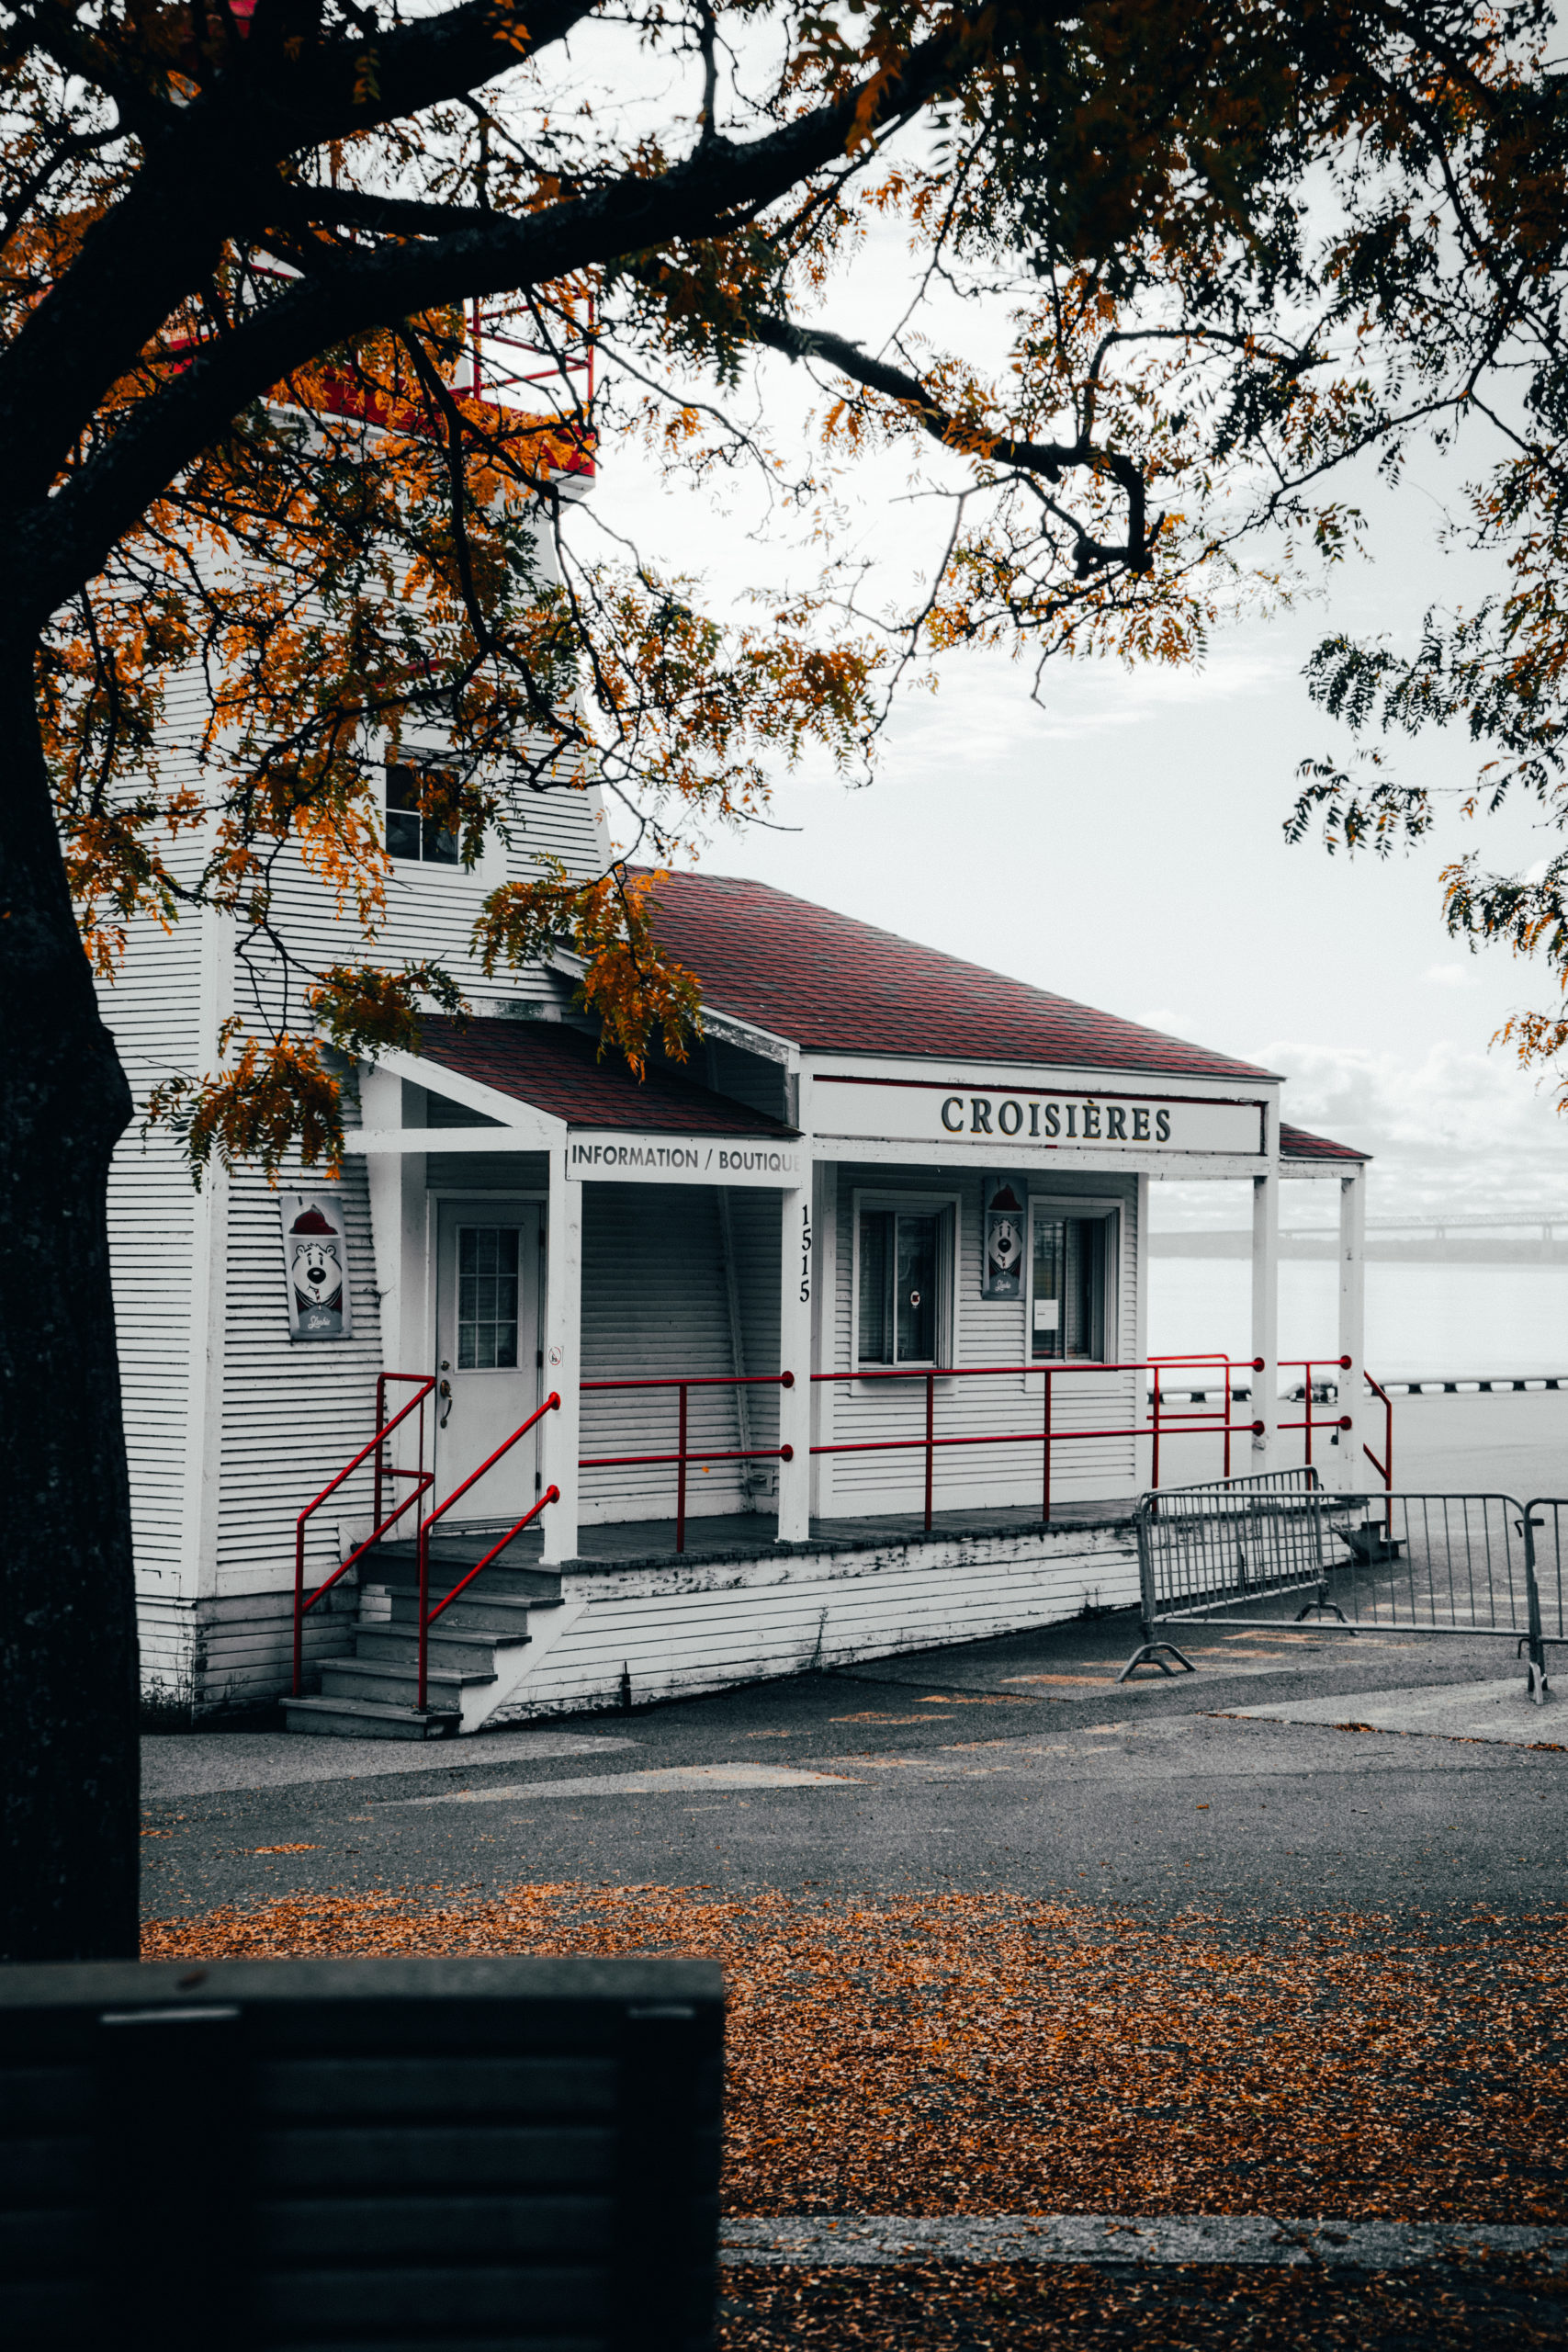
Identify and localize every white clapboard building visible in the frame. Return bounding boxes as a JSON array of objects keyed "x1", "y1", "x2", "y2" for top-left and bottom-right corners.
[{"x1": 107, "y1": 781, "x2": 1373, "y2": 1729}]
